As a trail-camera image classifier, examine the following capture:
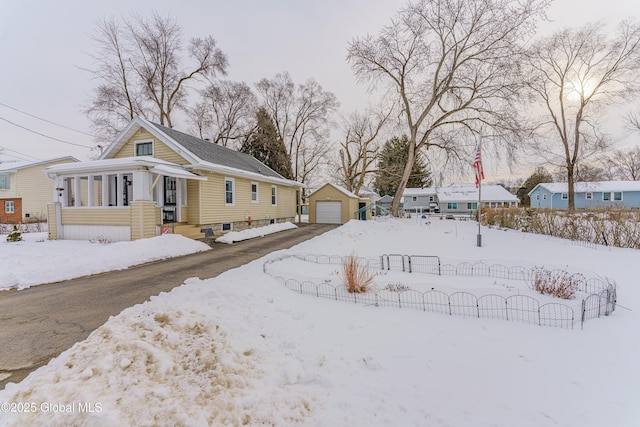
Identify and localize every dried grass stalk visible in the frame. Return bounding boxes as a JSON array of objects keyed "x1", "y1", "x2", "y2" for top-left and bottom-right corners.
[
  {"x1": 341, "y1": 252, "x2": 375, "y2": 293},
  {"x1": 532, "y1": 267, "x2": 581, "y2": 300}
]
